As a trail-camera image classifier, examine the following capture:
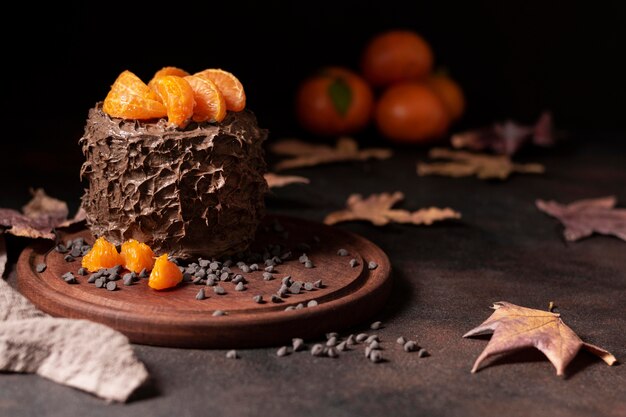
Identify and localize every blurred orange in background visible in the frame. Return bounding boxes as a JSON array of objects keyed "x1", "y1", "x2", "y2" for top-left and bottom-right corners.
[{"x1": 296, "y1": 29, "x2": 465, "y2": 145}]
